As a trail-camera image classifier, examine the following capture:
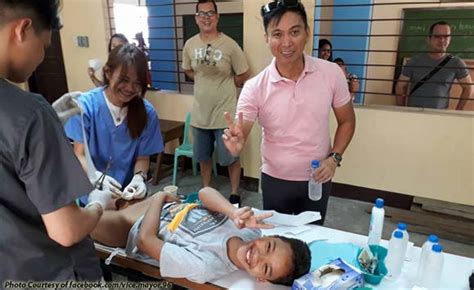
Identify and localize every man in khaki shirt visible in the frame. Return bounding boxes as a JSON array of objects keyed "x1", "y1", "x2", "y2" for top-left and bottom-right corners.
[{"x1": 182, "y1": 0, "x2": 250, "y2": 205}]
